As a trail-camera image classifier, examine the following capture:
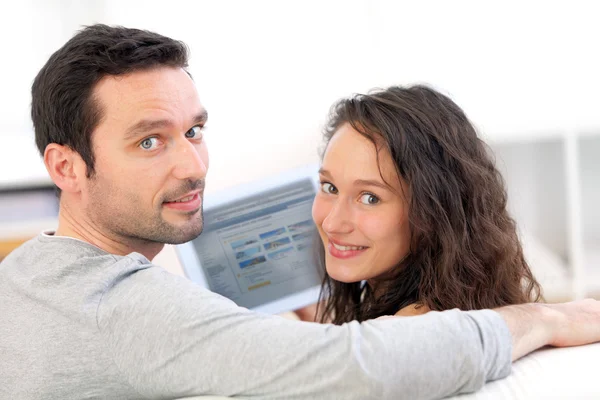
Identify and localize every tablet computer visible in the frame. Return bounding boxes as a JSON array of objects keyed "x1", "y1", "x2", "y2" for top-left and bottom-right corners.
[{"x1": 176, "y1": 164, "x2": 324, "y2": 314}]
